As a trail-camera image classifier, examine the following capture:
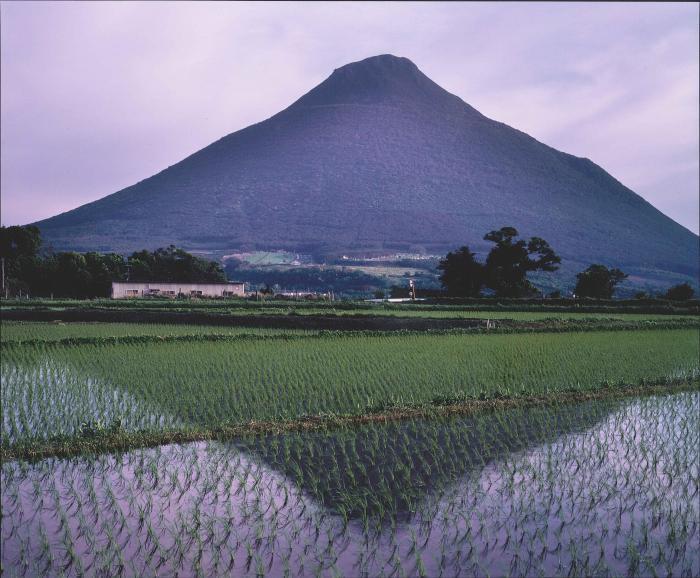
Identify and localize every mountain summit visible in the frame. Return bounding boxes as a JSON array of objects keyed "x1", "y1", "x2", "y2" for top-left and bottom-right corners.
[
  {"x1": 291, "y1": 54, "x2": 460, "y2": 108},
  {"x1": 34, "y1": 54, "x2": 698, "y2": 287}
]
